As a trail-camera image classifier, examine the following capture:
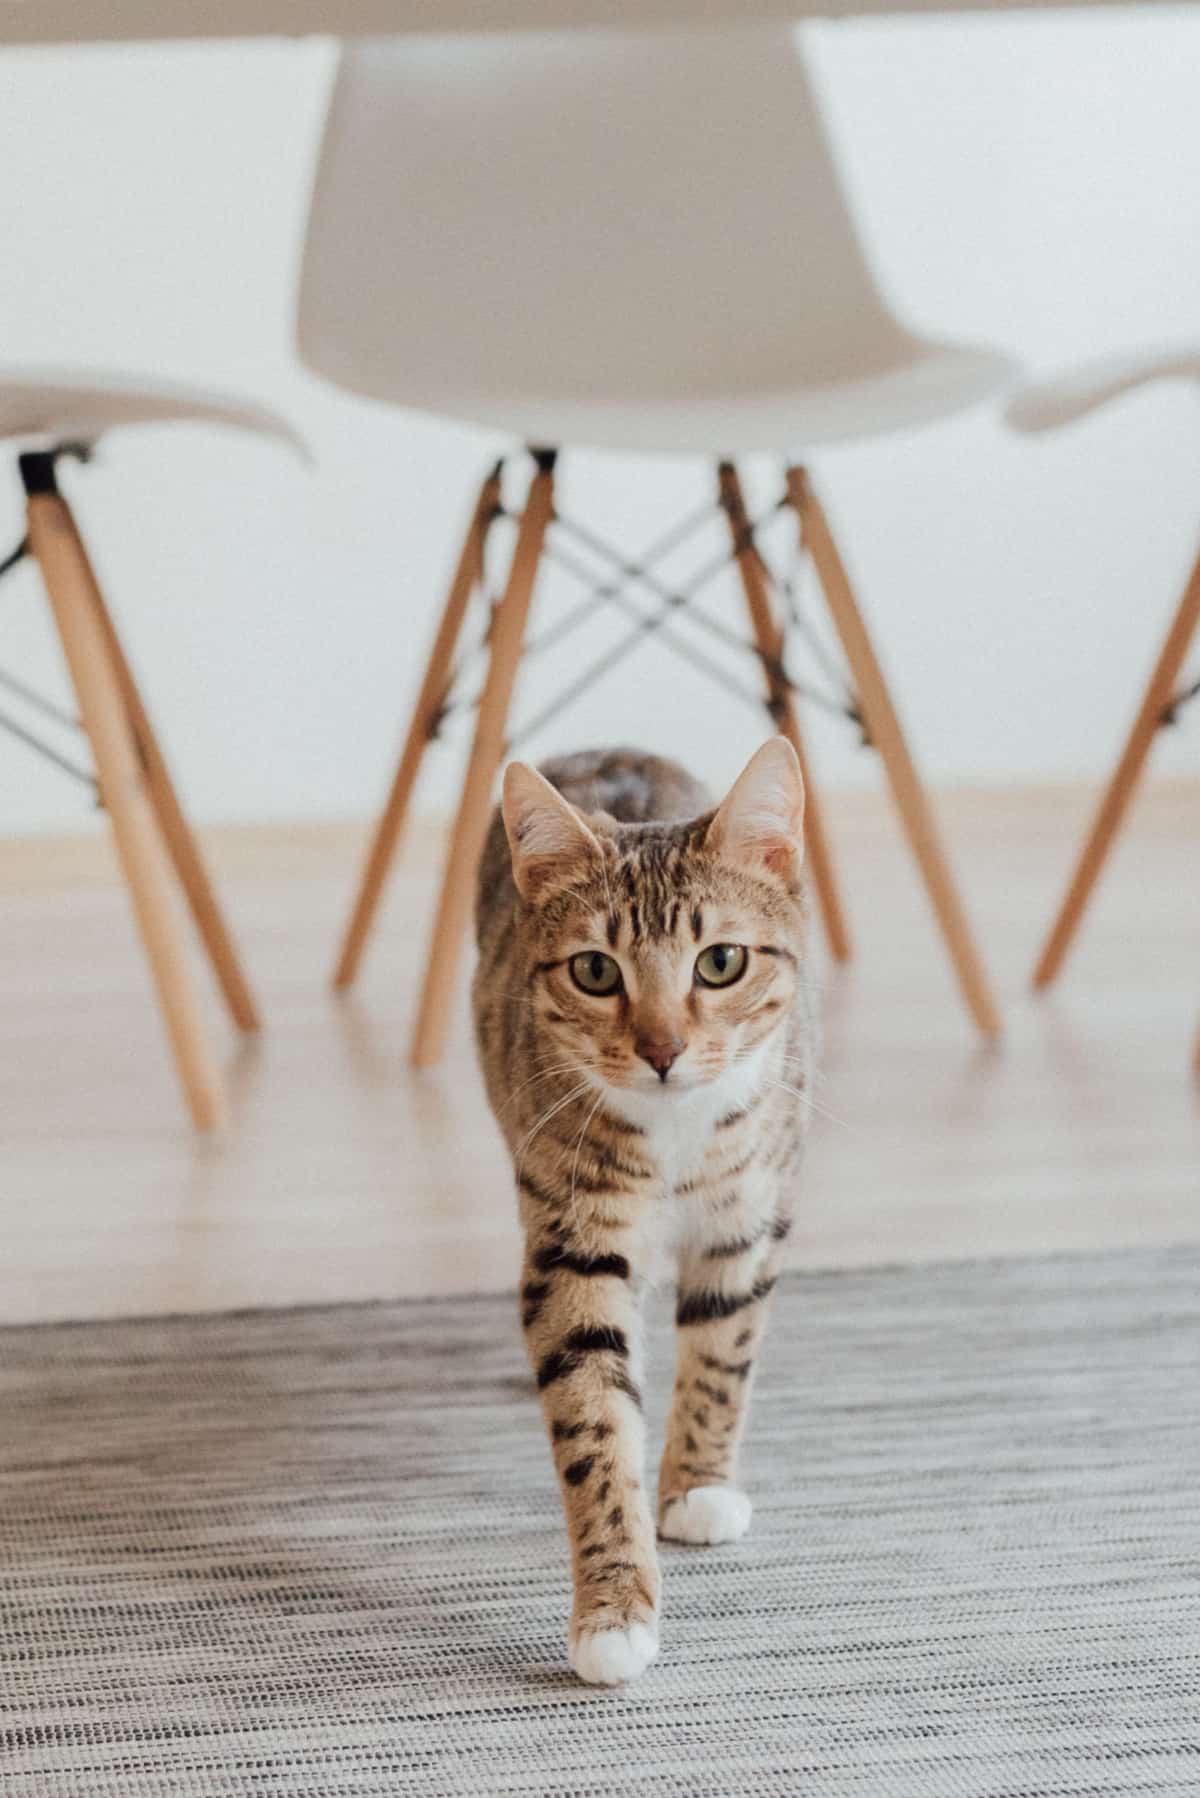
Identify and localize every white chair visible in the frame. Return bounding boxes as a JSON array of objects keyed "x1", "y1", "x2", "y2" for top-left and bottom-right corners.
[
  {"x1": 0, "y1": 372, "x2": 304, "y2": 1127},
  {"x1": 1008, "y1": 347, "x2": 1200, "y2": 1070},
  {"x1": 299, "y1": 26, "x2": 1016, "y2": 1065}
]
